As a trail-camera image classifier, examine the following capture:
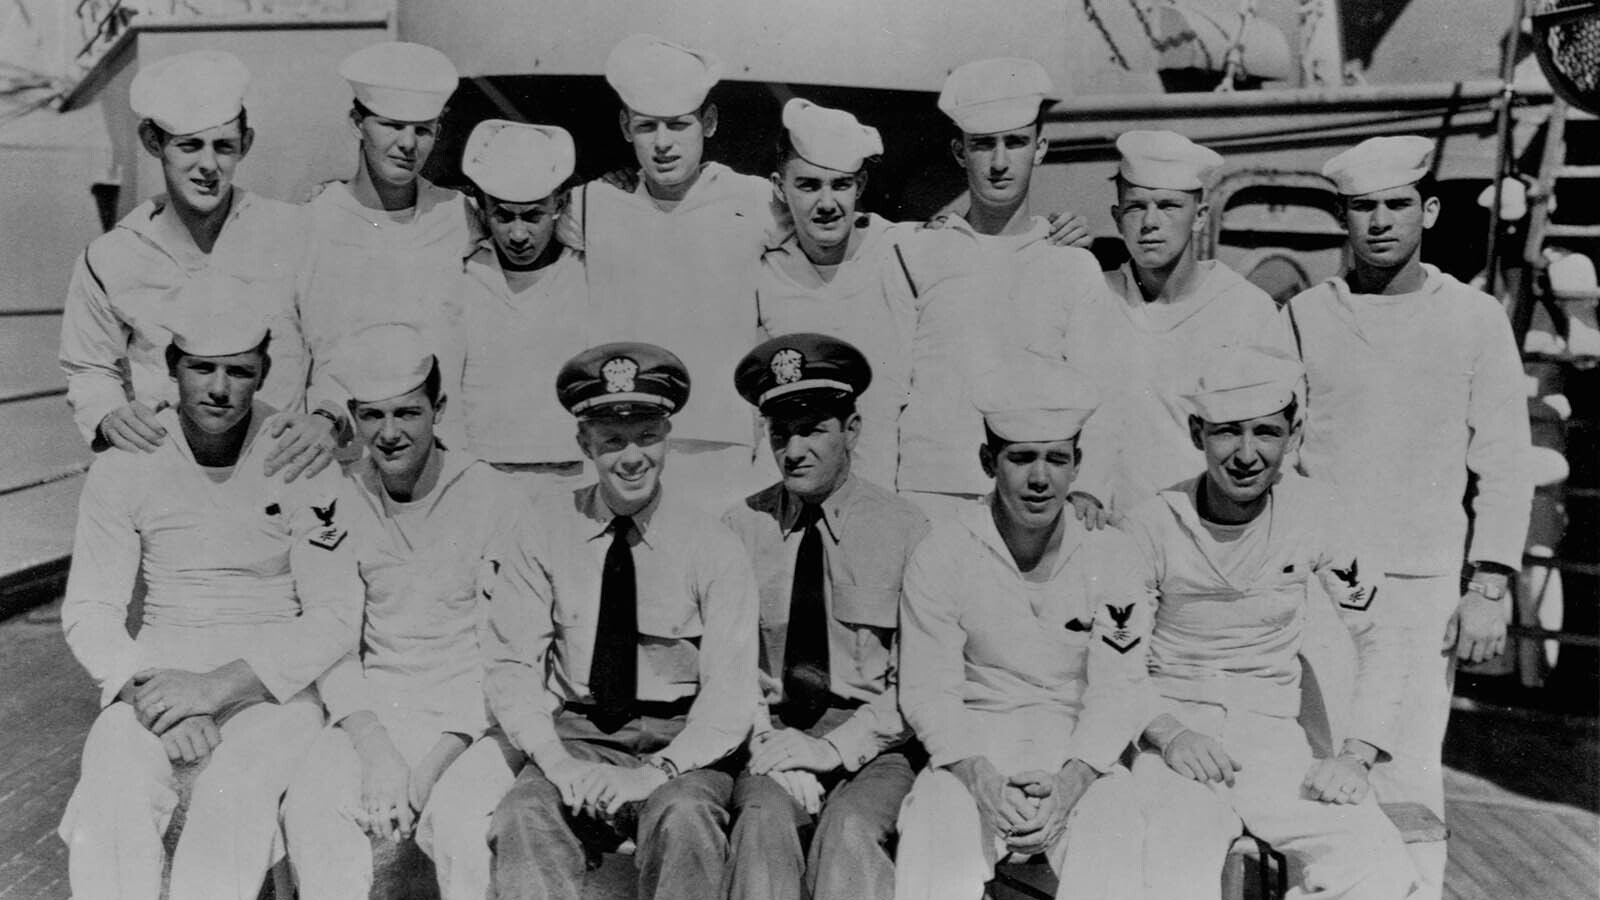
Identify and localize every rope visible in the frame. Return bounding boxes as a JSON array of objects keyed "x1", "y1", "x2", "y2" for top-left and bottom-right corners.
[{"x1": 1082, "y1": 0, "x2": 1133, "y2": 70}]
